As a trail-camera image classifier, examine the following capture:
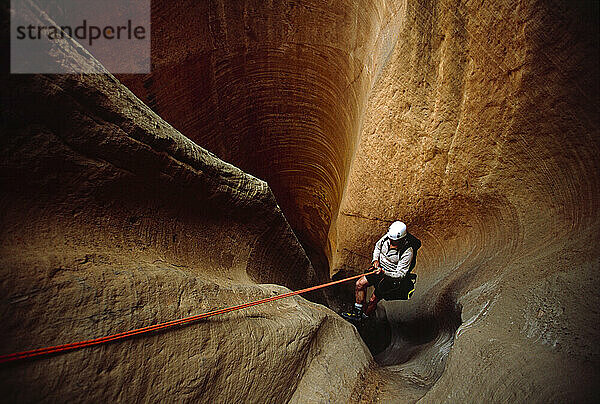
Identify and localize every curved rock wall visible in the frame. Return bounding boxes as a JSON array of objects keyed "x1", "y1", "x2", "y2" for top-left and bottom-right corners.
[
  {"x1": 1, "y1": 0, "x2": 598, "y2": 402},
  {"x1": 334, "y1": 0, "x2": 599, "y2": 401},
  {"x1": 119, "y1": 0, "x2": 405, "y2": 274},
  {"x1": 0, "y1": 10, "x2": 372, "y2": 400}
]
